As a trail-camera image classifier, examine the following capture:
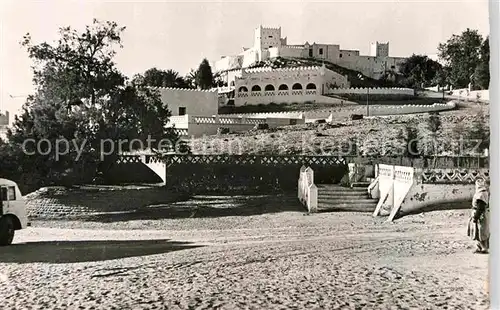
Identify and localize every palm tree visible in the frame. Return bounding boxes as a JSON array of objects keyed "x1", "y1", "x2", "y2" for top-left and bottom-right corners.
[
  {"x1": 185, "y1": 69, "x2": 198, "y2": 89},
  {"x1": 142, "y1": 68, "x2": 192, "y2": 88}
]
